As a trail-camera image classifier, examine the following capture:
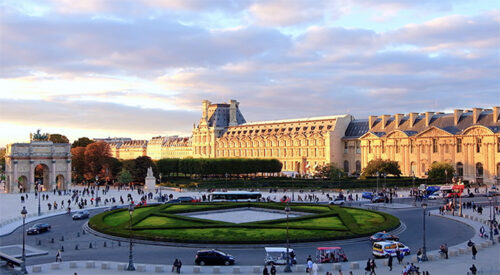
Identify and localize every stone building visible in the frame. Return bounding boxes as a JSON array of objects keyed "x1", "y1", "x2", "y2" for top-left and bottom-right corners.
[
  {"x1": 4, "y1": 140, "x2": 71, "y2": 193},
  {"x1": 358, "y1": 107, "x2": 500, "y2": 184},
  {"x1": 103, "y1": 100, "x2": 500, "y2": 184}
]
